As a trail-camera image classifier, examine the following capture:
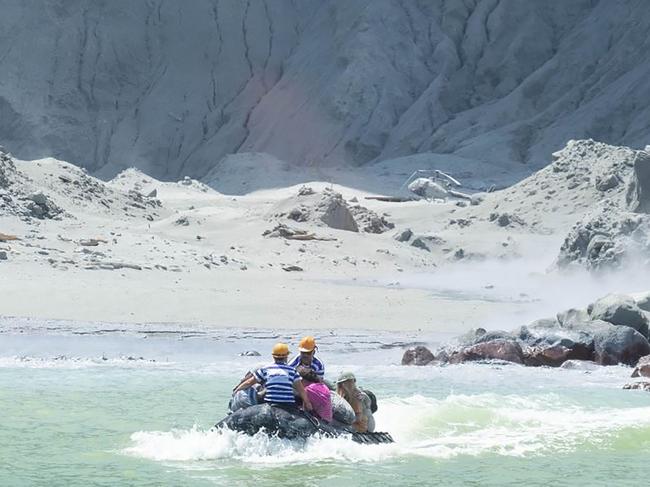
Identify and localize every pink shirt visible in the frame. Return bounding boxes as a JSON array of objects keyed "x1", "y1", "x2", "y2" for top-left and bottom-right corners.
[{"x1": 305, "y1": 382, "x2": 333, "y2": 422}]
